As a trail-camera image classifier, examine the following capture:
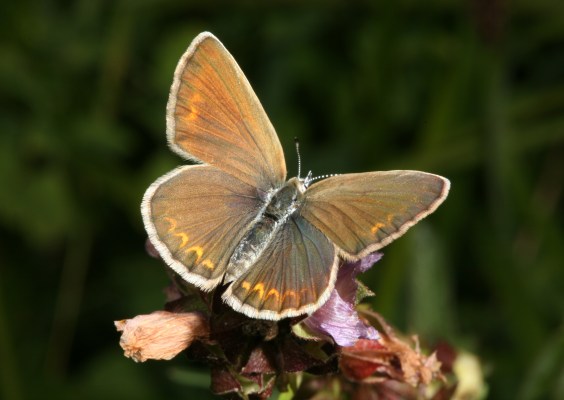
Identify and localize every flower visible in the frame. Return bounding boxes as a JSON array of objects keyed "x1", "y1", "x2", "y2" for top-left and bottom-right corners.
[
  {"x1": 115, "y1": 310, "x2": 209, "y2": 362},
  {"x1": 116, "y1": 247, "x2": 459, "y2": 398},
  {"x1": 338, "y1": 311, "x2": 444, "y2": 398},
  {"x1": 285, "y1": 311, "x2": 453, "y2": 400},
  {"x1": 301, "y1": 252, "x2": 383, "y2": 346}
]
